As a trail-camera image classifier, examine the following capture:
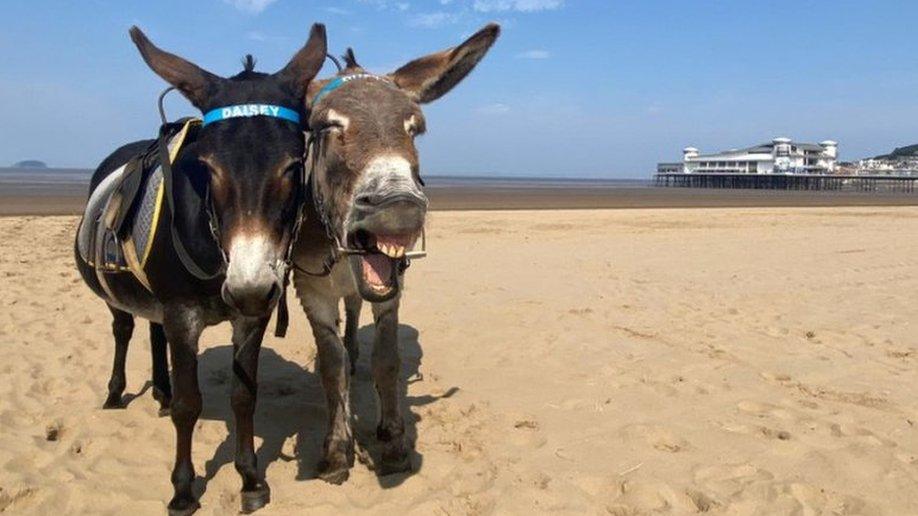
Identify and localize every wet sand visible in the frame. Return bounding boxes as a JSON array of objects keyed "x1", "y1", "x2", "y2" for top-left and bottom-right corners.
[
  {"x1": 3, "y1": 185, "x2": 918, "y2": 216},
  {"x1": 1, "y1": 208, "x2": 917, "y2": 514}
]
